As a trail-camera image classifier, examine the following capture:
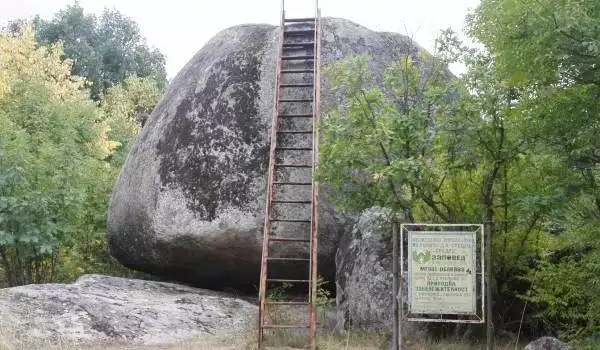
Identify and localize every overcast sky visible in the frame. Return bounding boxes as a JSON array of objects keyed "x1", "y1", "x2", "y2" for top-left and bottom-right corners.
[{"x1": 1, "y1": 0, "x2": 480, "y2": 79}]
